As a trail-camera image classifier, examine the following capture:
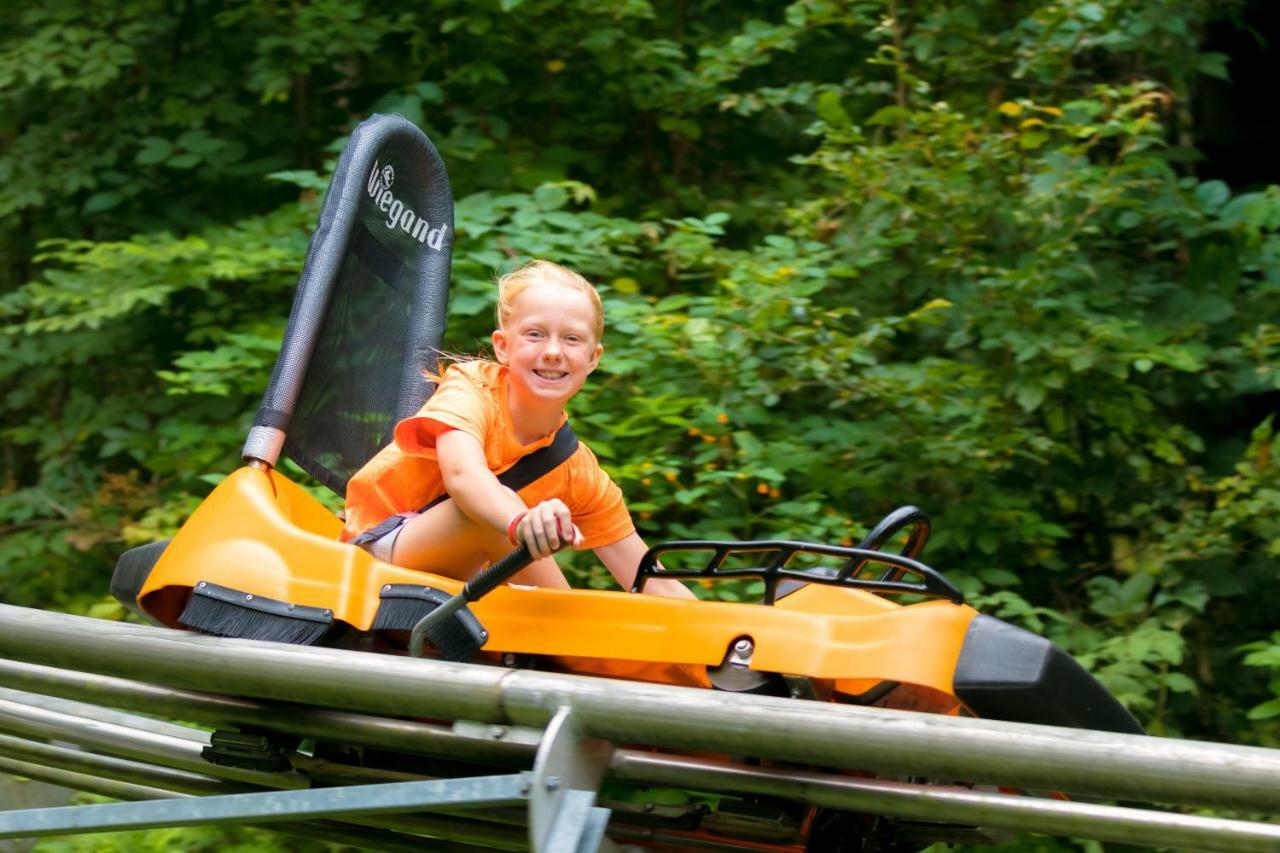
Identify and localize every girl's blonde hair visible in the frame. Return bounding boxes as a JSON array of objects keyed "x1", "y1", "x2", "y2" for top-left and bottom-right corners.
[{"x1": 496, "y1": 260, "x2": 604, "y2": 341}]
